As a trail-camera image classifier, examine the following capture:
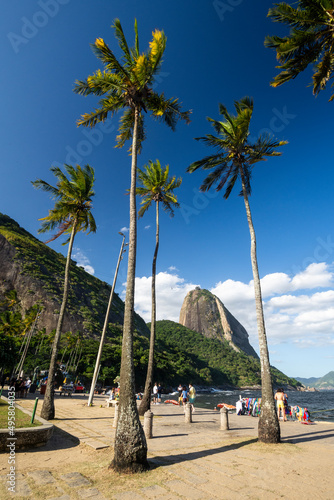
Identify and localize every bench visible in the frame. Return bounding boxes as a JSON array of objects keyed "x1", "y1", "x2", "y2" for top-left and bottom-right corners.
[
  {"x1": 59, "y1": 385, "x2": 74, "y2": 397},
  {"x1": 105, "y1": 399, "x2": 118, "y2": 408}
]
